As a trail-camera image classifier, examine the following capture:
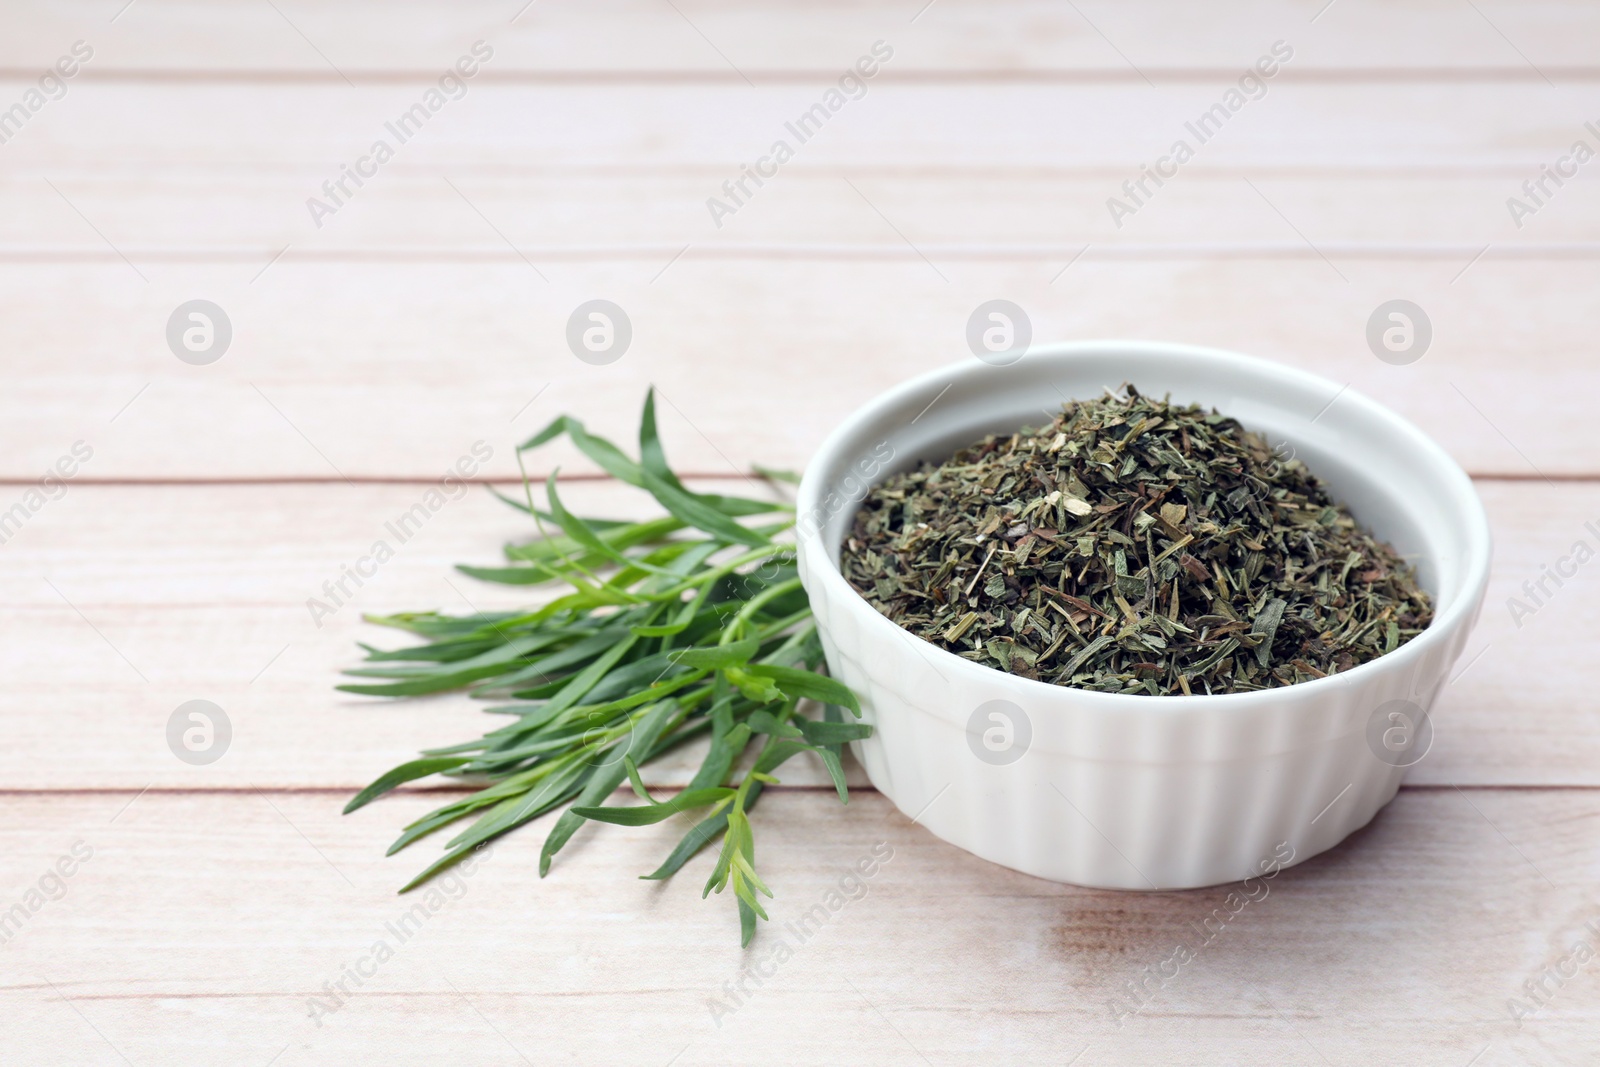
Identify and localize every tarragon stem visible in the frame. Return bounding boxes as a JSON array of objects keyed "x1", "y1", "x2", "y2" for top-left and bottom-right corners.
[{"x1": 341, "y1": 389, "x2": 868, "y2": 945}]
